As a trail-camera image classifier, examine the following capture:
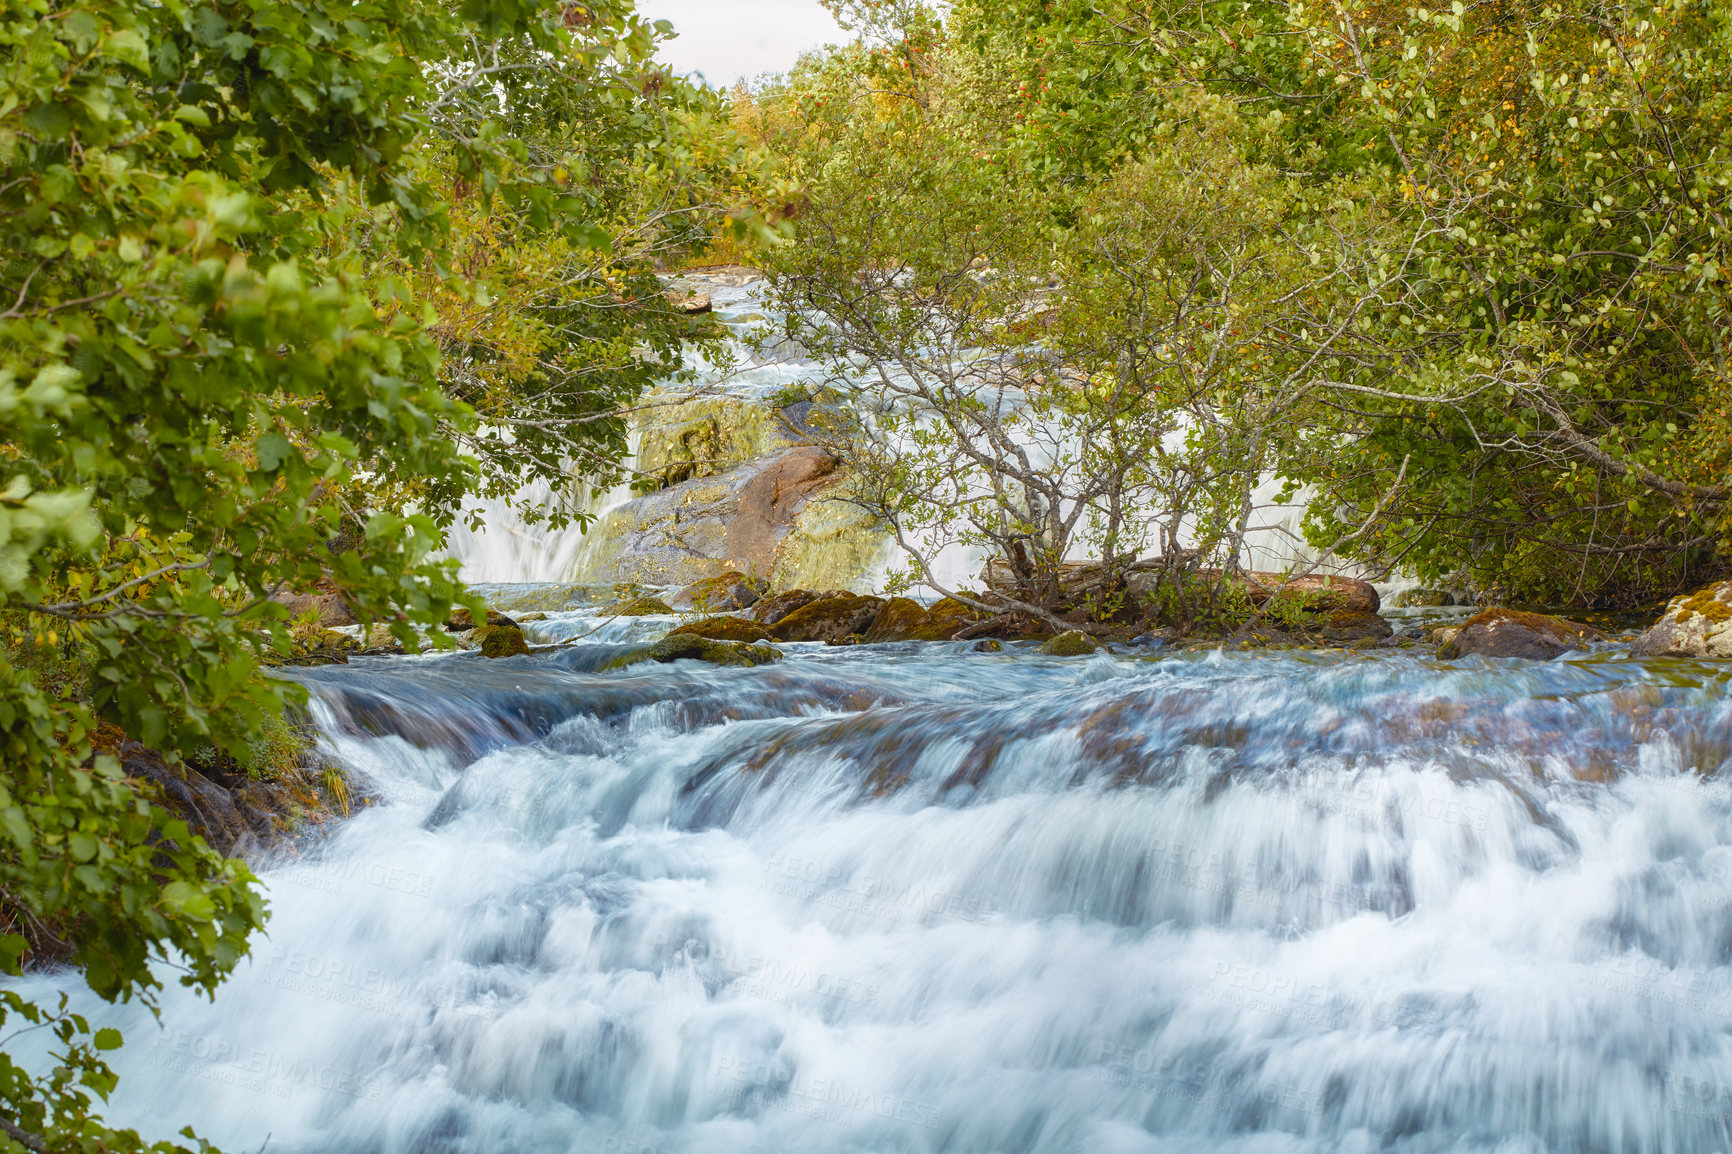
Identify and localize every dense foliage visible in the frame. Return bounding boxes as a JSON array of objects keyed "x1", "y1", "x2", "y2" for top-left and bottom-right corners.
[
  {"x1": 763, "y1": 0, "x2": 1731, "y2": 609},
  {"x1": 0, "y1": 1, "x2": 739, "y2": 1149}
]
